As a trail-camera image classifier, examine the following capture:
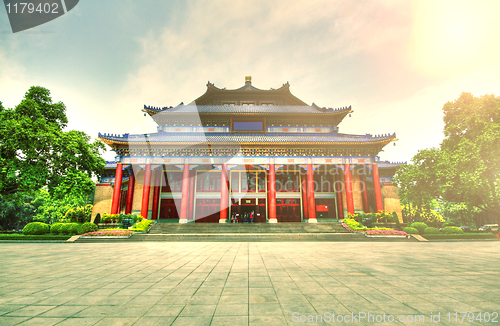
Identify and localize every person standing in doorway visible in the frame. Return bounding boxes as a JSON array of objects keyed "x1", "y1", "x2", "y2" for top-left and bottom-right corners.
[{"x1": 250, "y1": 210, "x2": 254, "y2": 223}]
